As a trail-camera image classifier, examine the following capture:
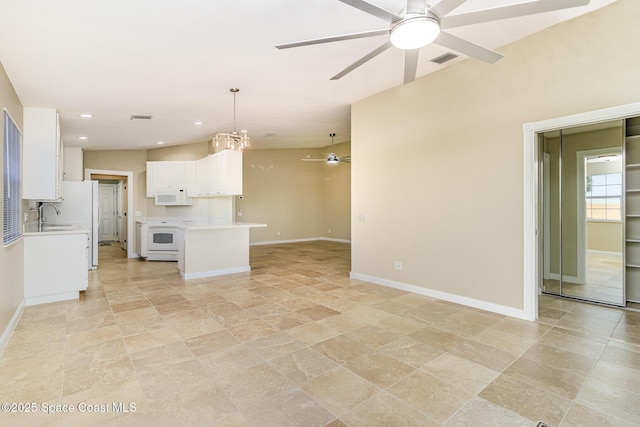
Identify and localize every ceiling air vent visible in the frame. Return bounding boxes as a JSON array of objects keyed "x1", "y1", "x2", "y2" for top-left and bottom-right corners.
[
  {"x1": 130, "y1": 115, "x2": 152, "y2": 120},
  {"x1": 431, "y1": 52, "x2": 458, "y2": 64}
]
